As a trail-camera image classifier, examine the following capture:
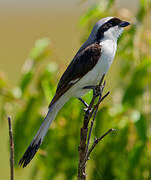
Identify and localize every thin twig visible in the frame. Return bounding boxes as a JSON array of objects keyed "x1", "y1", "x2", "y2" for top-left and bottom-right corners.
[
  {"x1": 101, "y1": 91, "x2": 110, "y2": 102},
  {"x1": 8, "y1": 116, "x2": 14, "y2": 180},
  {"x1": 87, "y1": 129, "x2": 116, "y2": 159},
  {"x1": 80, "y1": 129, "x2": 116, "y2": 168}
]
